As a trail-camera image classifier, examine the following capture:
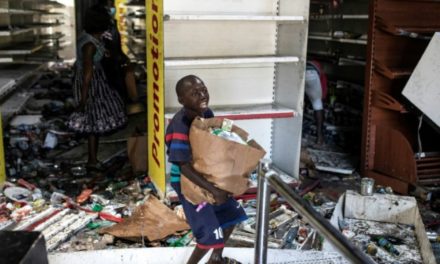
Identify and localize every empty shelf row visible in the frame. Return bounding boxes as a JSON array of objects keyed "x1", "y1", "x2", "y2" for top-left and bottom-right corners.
[
  {"x1": 309, "y1": 35, "x2": 368, "y2": 45},
  {"x1": 165, "y1": 103, "x2": 298, "y2": 121},
  {"x1": 165, "y1": 56, "x2": 299, "y2": 67},
  {"x1": 0, "y1": 23, "x2": 64, "y2": 36},
  {"x1": 123, "y1": 11, "x2": 306, "y2": 23}
]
